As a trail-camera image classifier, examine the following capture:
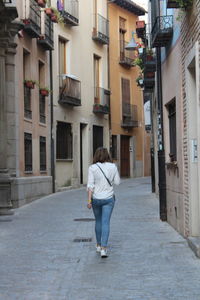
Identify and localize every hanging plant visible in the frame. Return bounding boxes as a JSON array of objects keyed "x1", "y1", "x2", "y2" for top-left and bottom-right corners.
[
  {"x1": 39, "y1": 87, "x2": 51, "y2": 96},
  {"x1": 133, "y1": 57, "x2": 144, "y2": 71},
  {"x1": 175, "y1": 0, "x2": 193, "y2": 9},
  {"x1": 24, "y1": 80, "x2": 36, "y2": 89}
]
